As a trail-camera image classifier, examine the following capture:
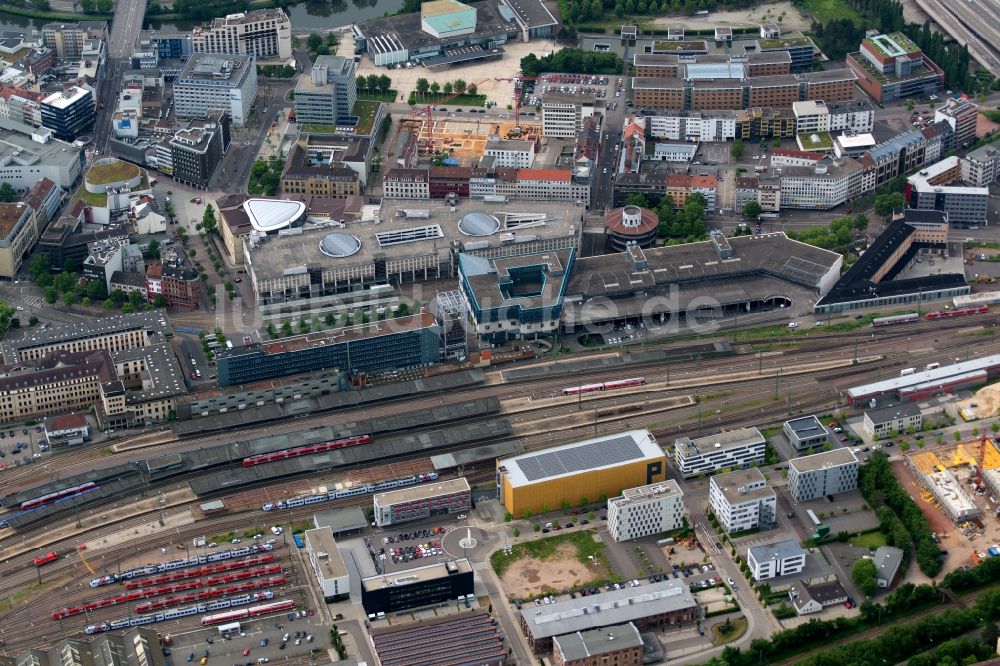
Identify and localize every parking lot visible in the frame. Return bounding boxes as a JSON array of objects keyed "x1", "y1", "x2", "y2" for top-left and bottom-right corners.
[
  {"x1": 168, "y1": 609, "x2": 325, "y2": 666},
  {"x1": 529, "y1": 72, "x2": 626, "y2": 112},
  {"x1": 362, "y1": 524, "x2": 451, "y2": 575}
]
